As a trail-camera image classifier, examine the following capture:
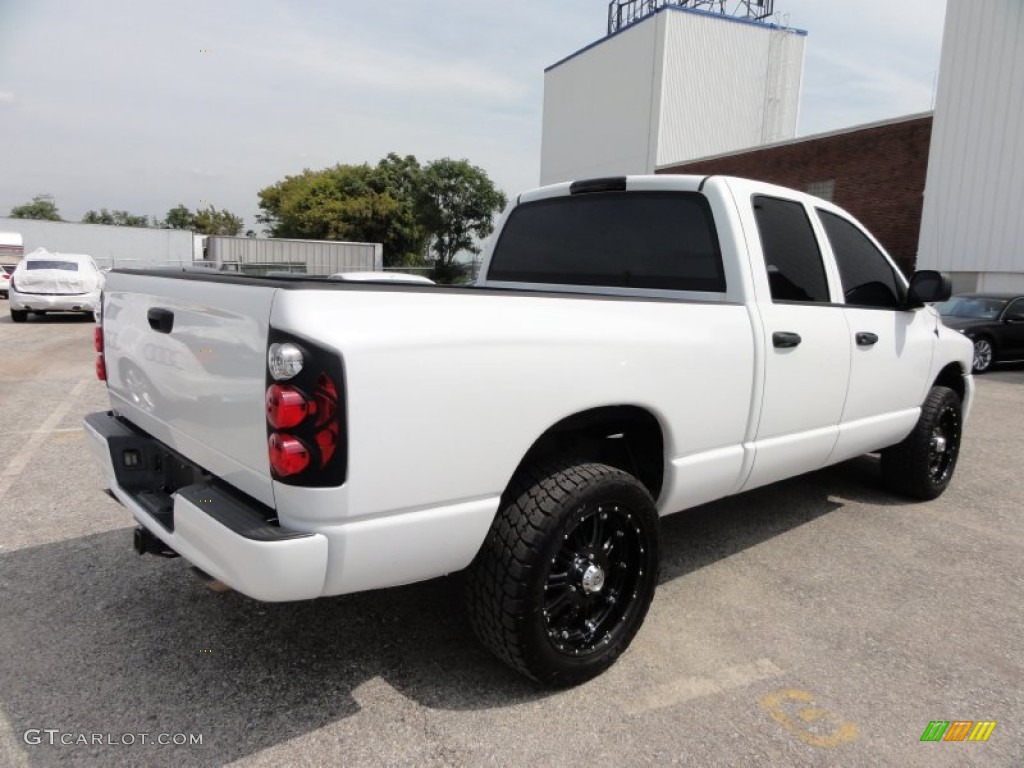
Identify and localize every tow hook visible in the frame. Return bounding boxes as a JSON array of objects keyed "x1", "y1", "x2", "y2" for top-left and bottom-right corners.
[{"x1": 133, "y1": 526, "x2": 178, "y2": 558}]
